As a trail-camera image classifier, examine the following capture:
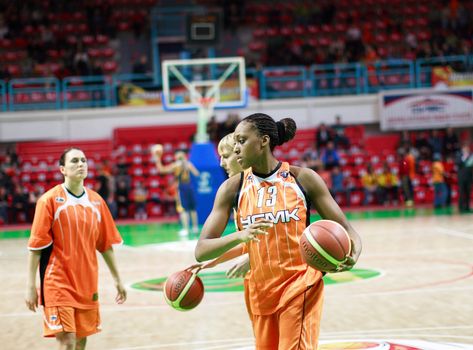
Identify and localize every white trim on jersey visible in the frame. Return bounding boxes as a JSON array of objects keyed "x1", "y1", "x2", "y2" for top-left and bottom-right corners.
[
  {"x1": 54, "y1": 185, "x2": 102, "y2": 222},
  {"x1": 28, "y1": 241, "x2": 53, "y2": 251}
]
